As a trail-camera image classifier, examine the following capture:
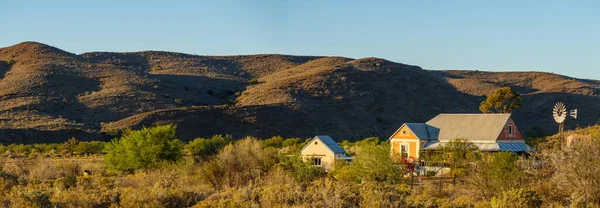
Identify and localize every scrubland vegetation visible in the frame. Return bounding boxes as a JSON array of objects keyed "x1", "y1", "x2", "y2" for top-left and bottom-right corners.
[{"x1": 0, "y1": 125, "x2": 599, "y2": 207}]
